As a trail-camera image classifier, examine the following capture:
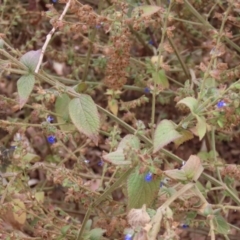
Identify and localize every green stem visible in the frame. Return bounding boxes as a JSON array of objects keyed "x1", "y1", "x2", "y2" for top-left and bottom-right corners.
[
  {"x1": 0, "y1": 49, "x2": 27, "y2": 70},
  {"x1": 167, "y1": 36, "x2": 190, "y2": 79},
  {"x1": 151, "y1": 1, "x2": 171, "y2": 136},
  {"x1": 211, "y1": 128, "x2": 222, "y2": 182}
]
